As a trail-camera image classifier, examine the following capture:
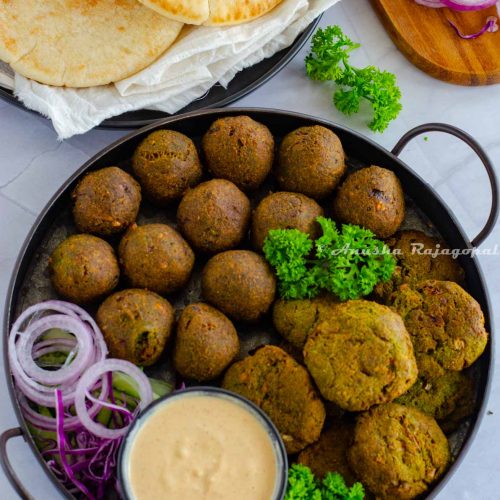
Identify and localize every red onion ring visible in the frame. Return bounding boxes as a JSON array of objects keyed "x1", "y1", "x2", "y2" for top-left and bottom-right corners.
[
  {"x1": 33, "y1": 338, "x2": 78, "y2": 357},
  {"x1": 75, "y1": 359, "x2": 153, "y2": 440},
  {"x1": 415, "y1": 0, "x2": 446, "y2": 7},
  {"x1": 415, "y1": 0, "x2": 497, "y2": 8},
  {"x1": 441, "y1": 0, "x2": 497, "y2": 10},
  {"x1": 18, "y1": 316, "x2": 93, "y2": 385},
  {"x1": 18, "y1": 381, "x2": 109, "y2": 432},
  {"x1": 448, "y1": 15, "x2": 499, "y2": 37},
  {"x1": 9, "y1": 301, "x2": 108, "y2": 408}
]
